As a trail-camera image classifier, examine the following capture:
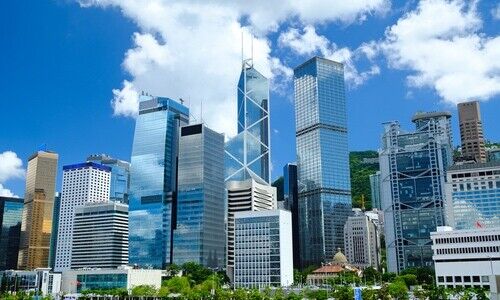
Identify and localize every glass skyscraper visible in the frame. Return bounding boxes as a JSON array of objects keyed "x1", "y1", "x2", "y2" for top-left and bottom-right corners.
[
  {"x1": 225, "y1": 59, "x2": 270, "y2": 184},
  {"x1": 294, "y1": 57, "x2": 352, "y2": 267},
  {"x1": 87, "y1": 154, "x2": 130, "y2": 203},
  {"x1": 173, "y1": 124, "x2": 225, "y2": 268},
  {"x1": 0, "y1": 196, "x2": 23, "y2": 270},
  {"x1": 129, "y1": 95, "x2": 189, "y2": 268},
  {"x1": 380, "y1": 112, "x2": 453, "y2": 273},
  {"x1": 283, "y1": 163, "x2": 300, "y2": 268},
  {"x1": 48, "y1": 192, "x2": 60, "y2": 269}
]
